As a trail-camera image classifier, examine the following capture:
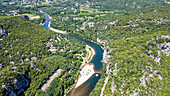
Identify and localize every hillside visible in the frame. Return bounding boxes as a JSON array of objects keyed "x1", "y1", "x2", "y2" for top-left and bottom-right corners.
[
  {"x1": 0, "y1": 16, "x2": 86, "y2": 96},
  {"x1": 89, "y1": 0, "x2": 168, "y2": 10},
  {"x1": 0, "y1": 1, "x2": 170, "y2": 96},
  {"x1": 90, "y1": 5, "x2": 170, "y2": 96},
  {"x1": 1, "y1": 0, "x2": 168, "y2": 9}
]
